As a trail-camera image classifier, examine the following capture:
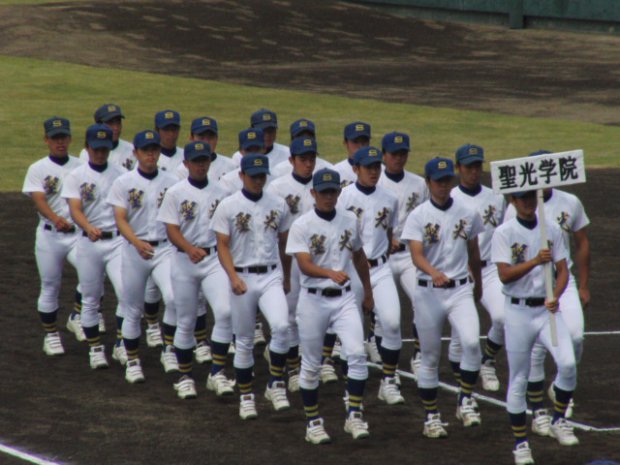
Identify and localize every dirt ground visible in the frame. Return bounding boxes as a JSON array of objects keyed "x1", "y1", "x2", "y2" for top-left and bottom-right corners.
[{"x1": 0, "y1": 1, "x2": 619, "y2": 465}]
